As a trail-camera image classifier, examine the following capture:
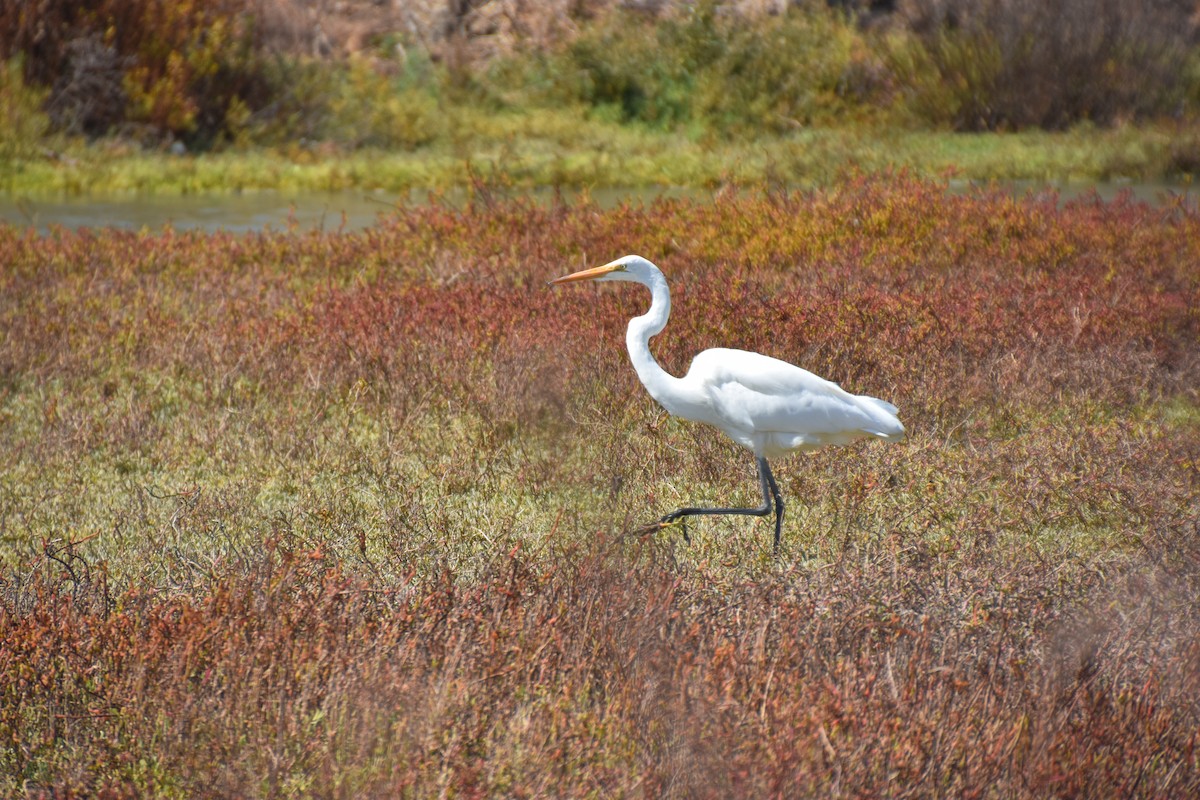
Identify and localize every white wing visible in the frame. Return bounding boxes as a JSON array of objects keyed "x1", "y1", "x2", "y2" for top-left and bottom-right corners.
[{"x1": 681, "y1": 348, "x2": 904, "y2": 456}]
